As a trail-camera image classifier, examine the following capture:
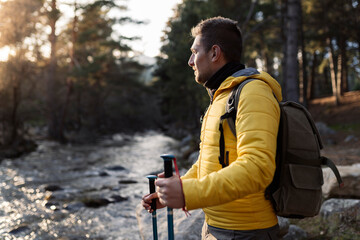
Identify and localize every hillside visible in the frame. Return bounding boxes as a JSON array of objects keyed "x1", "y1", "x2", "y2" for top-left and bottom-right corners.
[{"x1": 308, "y1": 91, "x2": 360, "y2": 166}]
